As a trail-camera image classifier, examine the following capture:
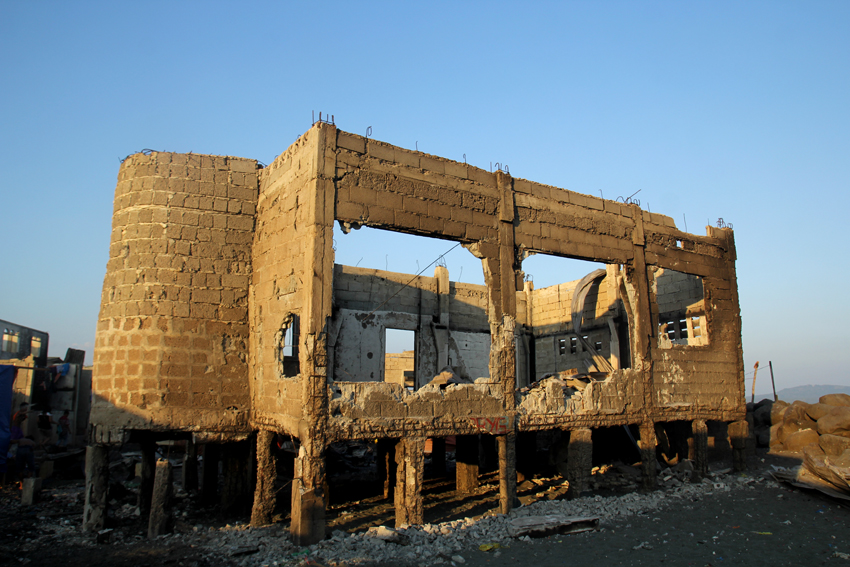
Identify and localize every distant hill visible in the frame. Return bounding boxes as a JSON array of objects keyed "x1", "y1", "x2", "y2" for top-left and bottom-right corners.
[{"x1": 754, "y1": 384, "x2": 850, "y2": 405}]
